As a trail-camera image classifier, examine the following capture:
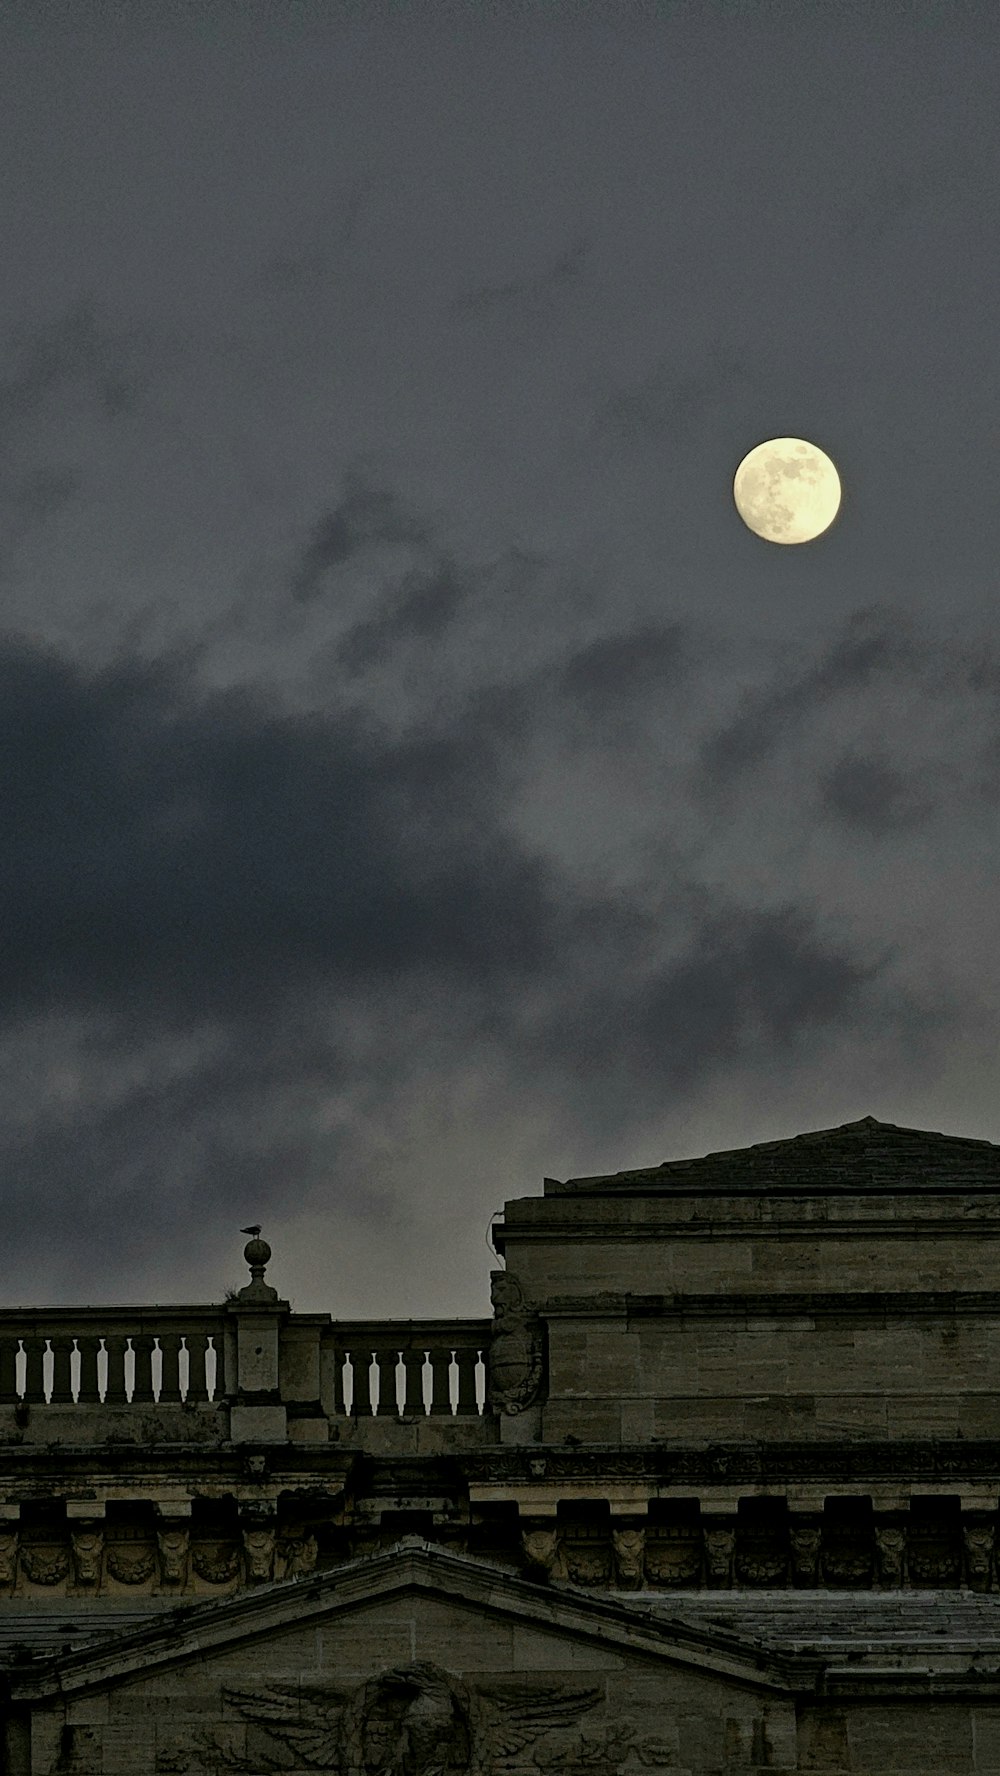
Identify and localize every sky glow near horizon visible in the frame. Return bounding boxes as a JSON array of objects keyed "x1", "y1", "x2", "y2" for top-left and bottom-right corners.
[{"x1": 0, "y1": 0, "x2": 998, "y2": 1315}]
